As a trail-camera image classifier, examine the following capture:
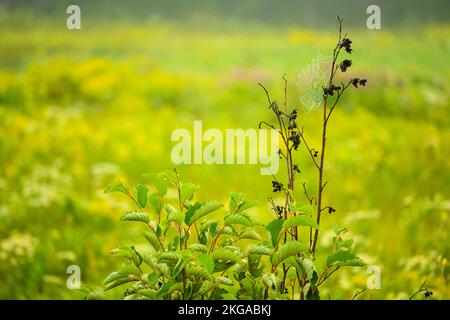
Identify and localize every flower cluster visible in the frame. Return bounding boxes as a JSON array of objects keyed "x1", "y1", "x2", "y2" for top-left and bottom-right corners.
[
  {"x1": 323, "y1": 83, "x2": 341, "y2": 96},
  {"x1": 339, "y1": 37, "x2": 352, "y2": 53},
  {"x1": 272, "y1": 180, "x2": 283, "y2": 193},
  {"x1": 287, "y1": 109, "x2": 298, "y2": 130},
  {"x1": 350, "y1": 78, "x2": 367, "y2": 88},
  {"x1": 288, "y1": 131, "x2": 301, "y2": 151},
  {"x1": 339, "y1": 59, "x2": 352, "y2": 72}
]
